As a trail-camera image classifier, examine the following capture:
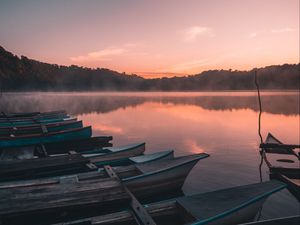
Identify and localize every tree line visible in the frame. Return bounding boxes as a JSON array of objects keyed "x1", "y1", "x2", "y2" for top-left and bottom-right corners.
[{"x1": 0, "y1": 46, "x2": 299, "y2": 91}]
